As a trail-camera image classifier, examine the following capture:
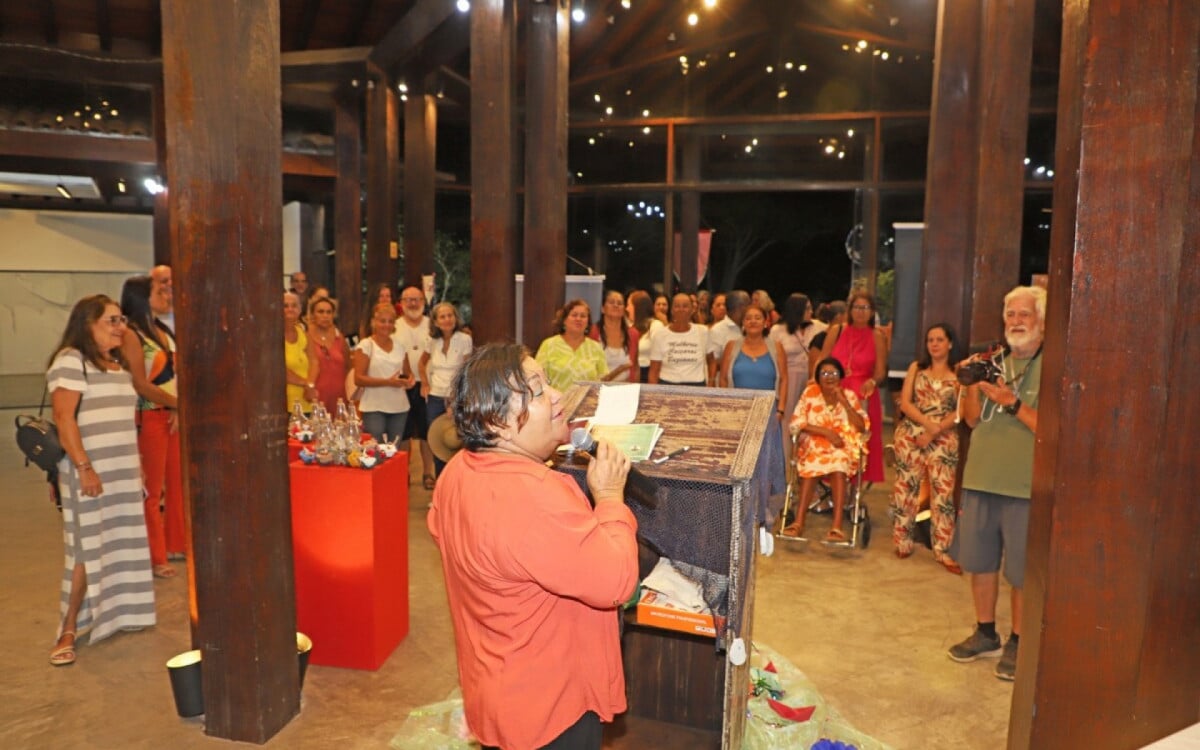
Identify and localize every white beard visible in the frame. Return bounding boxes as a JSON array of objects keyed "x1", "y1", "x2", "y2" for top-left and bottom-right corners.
[{"x1": 1006, "y1": 328, "x2": 1042, "y2": 353}]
